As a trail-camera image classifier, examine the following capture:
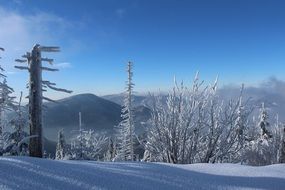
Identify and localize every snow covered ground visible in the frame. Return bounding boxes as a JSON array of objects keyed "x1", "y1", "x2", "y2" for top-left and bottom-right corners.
[{"x1": 0, "y1": 157, "x2": 284, "y2": 190}]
